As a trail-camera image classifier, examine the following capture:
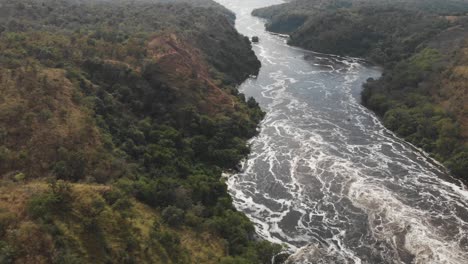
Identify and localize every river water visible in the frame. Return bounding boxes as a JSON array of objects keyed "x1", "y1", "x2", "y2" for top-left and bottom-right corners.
[{"x1": 215, "y1": 0, "x2": 468, "y2": 263}]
